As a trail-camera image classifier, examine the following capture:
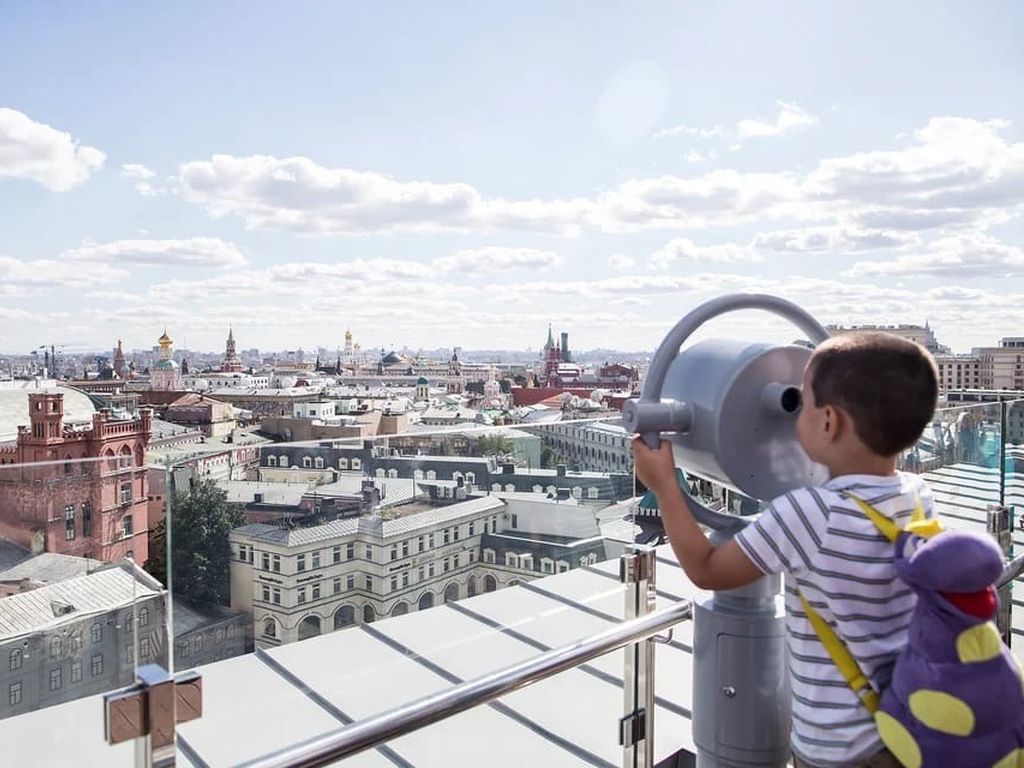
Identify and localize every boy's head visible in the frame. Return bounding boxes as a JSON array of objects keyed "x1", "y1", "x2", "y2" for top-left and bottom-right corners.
[{"x1": 797, "y1": 332, "x2": 938, "y2": 463}]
